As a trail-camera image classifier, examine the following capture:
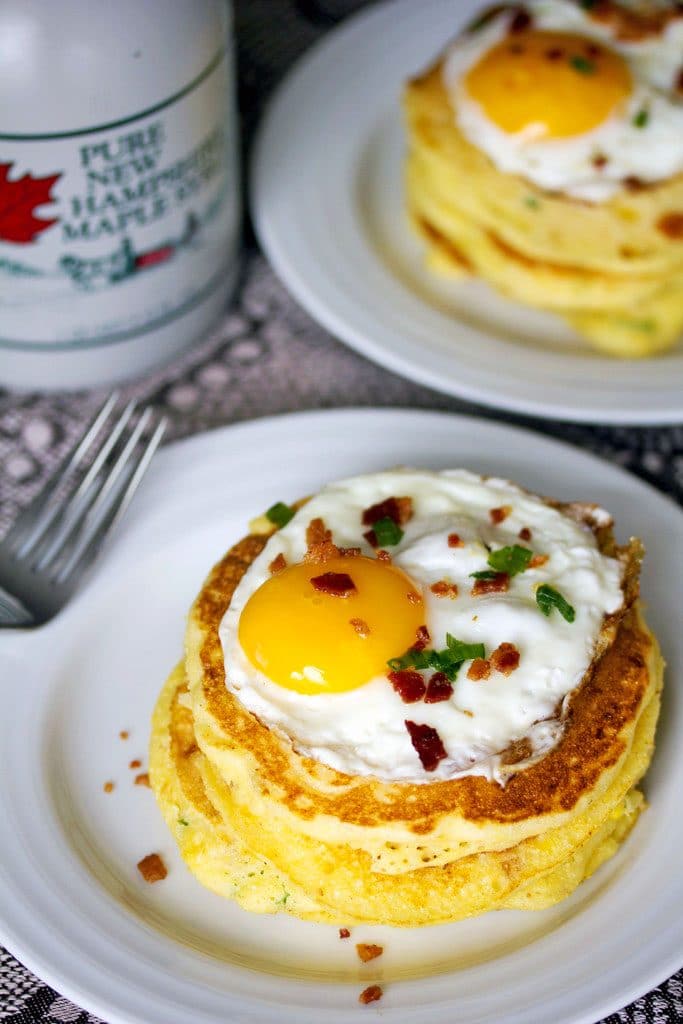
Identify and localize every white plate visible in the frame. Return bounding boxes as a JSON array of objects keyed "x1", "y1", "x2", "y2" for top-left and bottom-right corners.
[
  {"x1": 1, "y1": 409, "x2": 682, "y2": 1024},
  {"x1": 251, "y1": 0, "x2": 683, "y2": 425}
]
